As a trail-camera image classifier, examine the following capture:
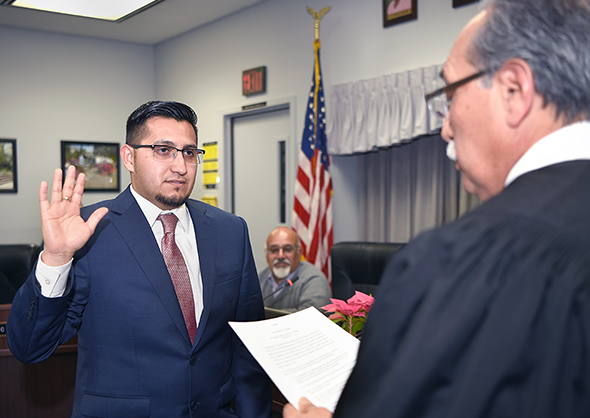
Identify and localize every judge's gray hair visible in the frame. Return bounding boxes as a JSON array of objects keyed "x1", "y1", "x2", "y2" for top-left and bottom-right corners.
[{"x1": 470, "y1": 0, "x2": 590, "y2": 122}]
